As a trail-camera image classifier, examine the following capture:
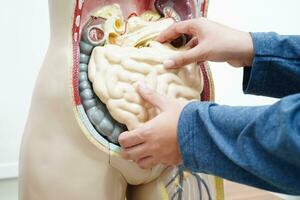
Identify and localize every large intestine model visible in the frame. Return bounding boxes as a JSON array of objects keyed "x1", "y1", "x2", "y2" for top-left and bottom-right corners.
[{"x1": 19, "y1": 0, "x2": 223, "y2": 200}]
